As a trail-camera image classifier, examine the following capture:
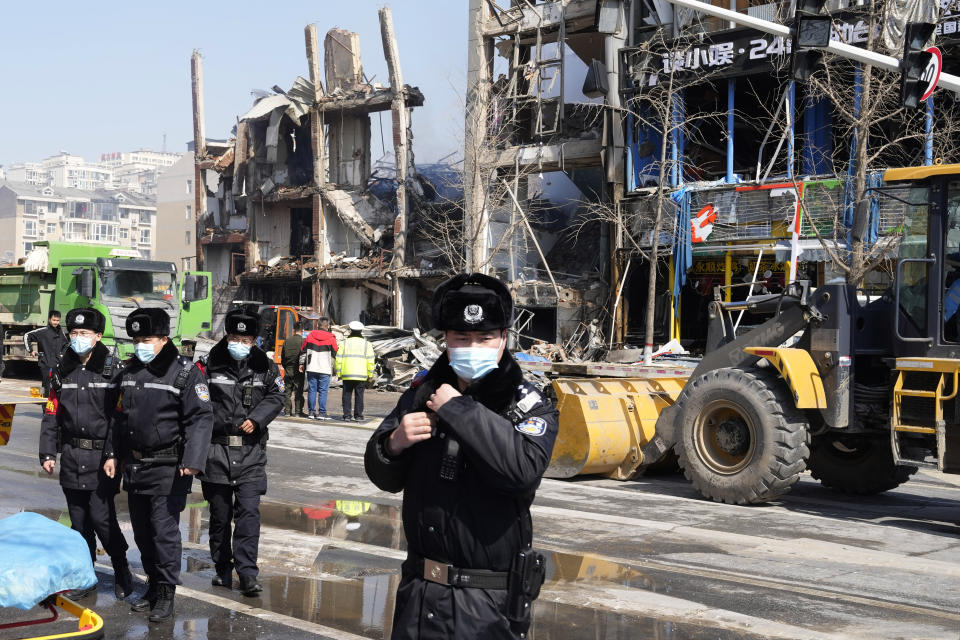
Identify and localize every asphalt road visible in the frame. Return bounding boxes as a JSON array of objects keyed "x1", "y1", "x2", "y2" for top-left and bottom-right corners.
[{"x1": 0, "y1": 374, "x2": 958, "y2": 639}]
